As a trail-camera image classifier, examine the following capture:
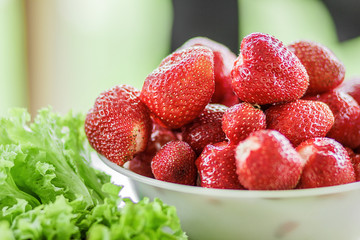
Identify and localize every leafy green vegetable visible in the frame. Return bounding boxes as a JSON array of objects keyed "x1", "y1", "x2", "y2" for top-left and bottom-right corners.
[
  {"x1": 0, "y1": 108, "x2": 187, "y2": 240},
  {"x1": 0, "y1": 221, "x2": 14, "y2": 240},
  {"x1": 0, "y1": 108, "x2": 108, "y2": 206},
  {"x1": 85, "y1": 186, "x2": 186, "y2": 240},
  {"x1": 0, "y1": 145, "x2": 40, "y2": 221}
]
